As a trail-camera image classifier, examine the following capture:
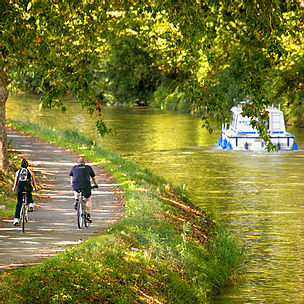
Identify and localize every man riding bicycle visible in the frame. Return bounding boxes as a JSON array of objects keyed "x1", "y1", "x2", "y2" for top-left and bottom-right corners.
[
  {"x1": 69, "y1": 157, "x2": 98, "y2": 223},
  {"x1": 12, "y1": 159, "x2": 38, "y2": 226}
]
